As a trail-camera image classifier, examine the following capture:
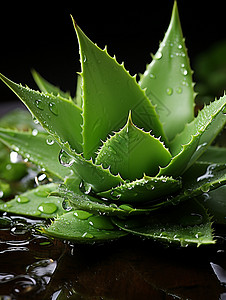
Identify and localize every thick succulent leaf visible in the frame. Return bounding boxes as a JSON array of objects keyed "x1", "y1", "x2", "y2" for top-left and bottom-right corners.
[
  {"x1": 73, "y1": 19, "x2": 167, "y2": 159},
  {"x1": 43, "y1": 211, "x2": 127, "y2": 243},
  {"x1": 198, "y1": 146, "x2": 226, "y2": 164},
  {"x1": 31, "y1": 69, "x2": 72, "y2": 100},
  {"x1": 112, "y1": 199, "x2": 215, "y2": 246},
  {"x1": 62, "y1": 175, "x2": 157, "y2": 216},
  {"x1": 0, "y1": 128, "x2": 72, "y2": 180},
  {"x1": 0, "y1": 73, "x2": 83, "y2": 153},
  {"x1": 173, "y1": 162, "x2": 226, "y2": 203},
  {"x1": 139, "y1": 1, "x2": 195, "y2": 141},
  {"x1": 200, "y1": 185, "x2": 226, "y2": 225},
  {"x1": 74, "y1": 74, "x2": 83, "y2": 108},
  {"x1": 61, "y1": 142, "x2": 124, "y2": 192},
  {"x1": 187, "y1": 113, "x2": 226, "y2": 168},
  {"x1": 159, "y1": 95, "x2": 226, "y2": 177},
  {"x1": 0, "y1": 183, "x2": 65, "y2": 218},
  {"x1": 98, "y1": 175, "x2": 181, "y2": 204},
  {"x1": 95, "y1": 114, "x2": 171, "y2": 180}
]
